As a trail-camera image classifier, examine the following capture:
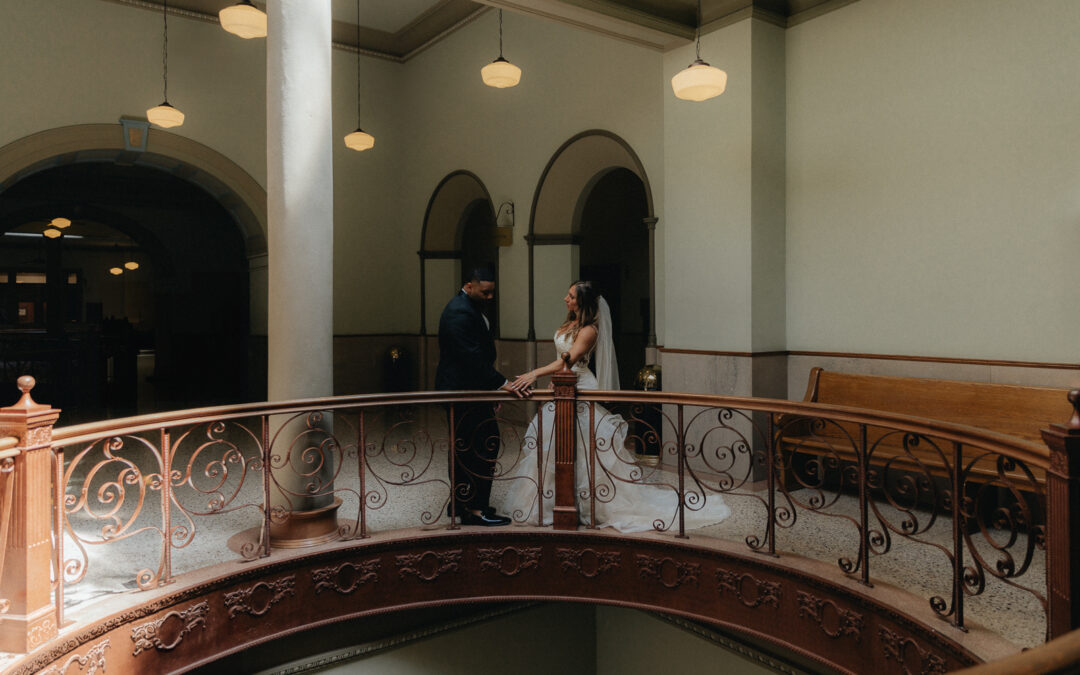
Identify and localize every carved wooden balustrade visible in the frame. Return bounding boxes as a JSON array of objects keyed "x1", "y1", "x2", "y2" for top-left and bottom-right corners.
[{"x1": 0, "y1": 374, "x2": 1077, "y2": 674}]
